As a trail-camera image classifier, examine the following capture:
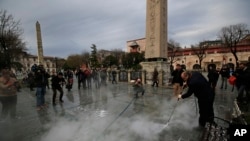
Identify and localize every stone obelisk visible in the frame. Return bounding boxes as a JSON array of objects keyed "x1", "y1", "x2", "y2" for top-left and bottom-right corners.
[
  {"x1": 36, "y1": 21, "x2": 44, "y2": 65},
  {"x1": 141, "y1": 0, "x2": 170, "y2": 86},
  {"x1": 145, "y1": 0, "x2": 168, "y2": 60}
]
